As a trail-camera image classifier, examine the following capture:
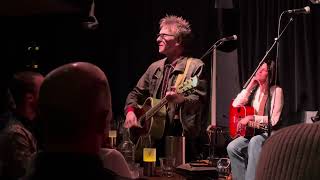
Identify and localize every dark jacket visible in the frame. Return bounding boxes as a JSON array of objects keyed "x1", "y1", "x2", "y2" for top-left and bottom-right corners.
[{"x1": 125, "y1": 57, "x2": 207, "y2": 138}]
